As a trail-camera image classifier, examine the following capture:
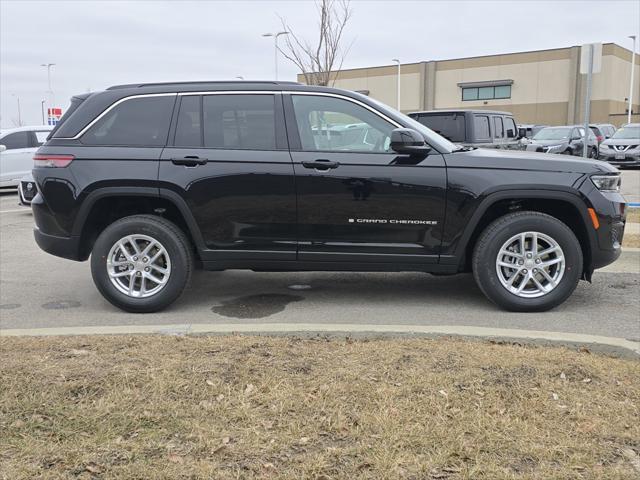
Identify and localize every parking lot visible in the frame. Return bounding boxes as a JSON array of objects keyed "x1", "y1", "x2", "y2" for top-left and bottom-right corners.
[{"x1": 1, "y1": 171, "x2": 639, "y2": 344}]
